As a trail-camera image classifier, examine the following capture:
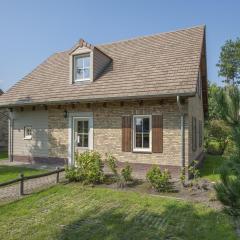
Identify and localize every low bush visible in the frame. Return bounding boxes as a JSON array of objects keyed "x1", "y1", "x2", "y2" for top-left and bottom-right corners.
[
  {"x1": 105, "y1": 154, "x2": 118, "y2": 176},
  {"x1": 146, "y1": 167, "x2": 172, "y2": 192},
  {"x1": 121, "y1": 165, "x2": 133, "y2": 182},
  {"x1": 207, "y1": 140, "x2": 224, "y2": 155},
  {"x1": 65, "y1": 151, "x2": 104, "y2": 184}
]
